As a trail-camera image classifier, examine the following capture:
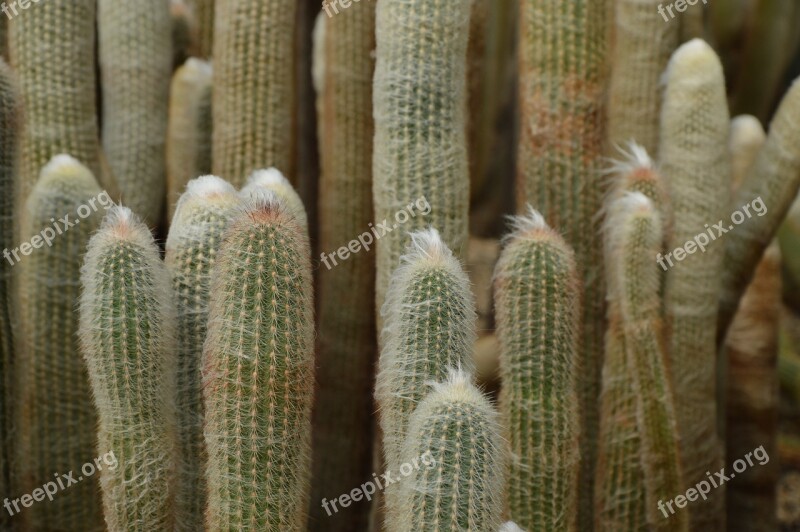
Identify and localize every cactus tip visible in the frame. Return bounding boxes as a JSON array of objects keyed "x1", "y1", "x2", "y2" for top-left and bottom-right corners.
[
  {"x1": 183, "y1": 174, "x2": 236, "y2": 199},
  {"x1": 245, "y1": 167, "x2": 291, "y2": 188},
  {"x1": 499, "y1": 522, "x2": 526, "y2": 532}
]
